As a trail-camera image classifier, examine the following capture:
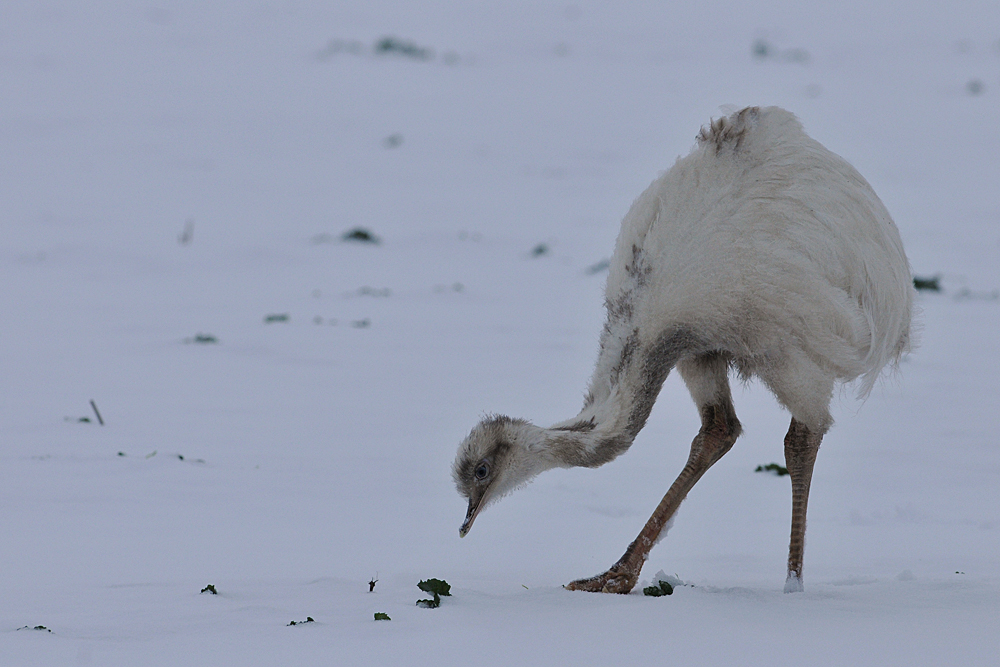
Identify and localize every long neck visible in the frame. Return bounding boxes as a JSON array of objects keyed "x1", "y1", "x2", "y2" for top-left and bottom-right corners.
[{"x1": 542, "y1": 329, "x2": 694, "y2": 469}]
